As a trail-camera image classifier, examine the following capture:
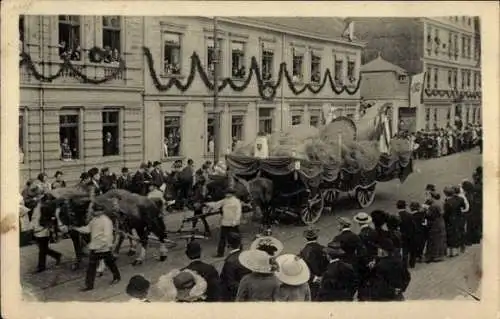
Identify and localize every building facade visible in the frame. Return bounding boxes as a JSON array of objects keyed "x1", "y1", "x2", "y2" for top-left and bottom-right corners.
[
  {"x1": 360, "y1": 54, "x2": 411, "y2": 134},
  {"x1": 142, "y1": 17, "x2": 364, "y2": 167},
  {"x1": 19, "y1": 16, "x2": 364, "y2": 185},
  {"x1": 19, "y1": 15, "x2": 145, "y2": 186},
  {"x1": 355, "y1": 17, "x2": 482, "y2": 131}
]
